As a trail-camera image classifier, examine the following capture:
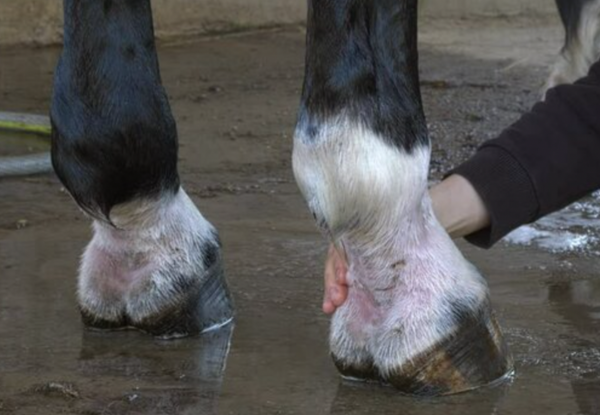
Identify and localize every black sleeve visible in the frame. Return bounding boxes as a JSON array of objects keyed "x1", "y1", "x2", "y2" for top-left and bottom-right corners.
[{"x1": 450, "y1": 60, "x2": 600, "y2": 248}]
